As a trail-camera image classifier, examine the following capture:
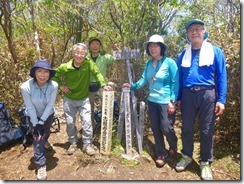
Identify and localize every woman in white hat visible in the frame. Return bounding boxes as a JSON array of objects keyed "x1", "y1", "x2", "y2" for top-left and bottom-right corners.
[
  {"x1": 123, "y1": 34, "x2": 179, "y2": 167},
  {"x1": 20, "y1": 60, "x2": 58, "y2": 180}
]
